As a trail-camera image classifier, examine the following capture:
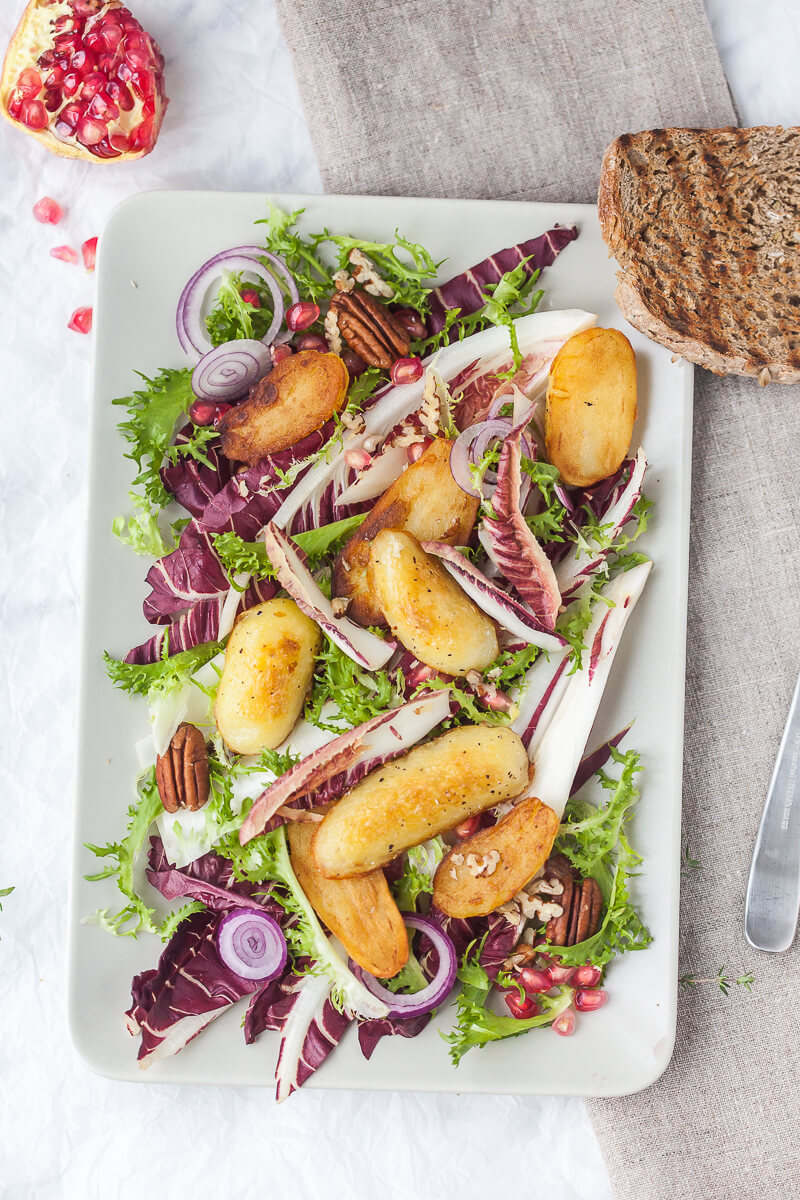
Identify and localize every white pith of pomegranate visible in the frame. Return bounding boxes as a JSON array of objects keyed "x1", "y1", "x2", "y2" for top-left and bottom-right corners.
[{"x1": 2, "y1": 0, "x2": 167, "y2": 161}]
